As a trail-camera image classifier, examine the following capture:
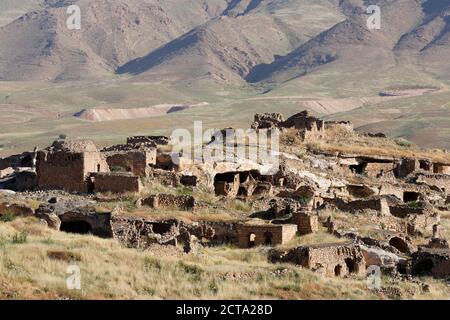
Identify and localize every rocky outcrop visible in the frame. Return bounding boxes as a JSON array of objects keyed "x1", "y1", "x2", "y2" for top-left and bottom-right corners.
[
  {"x1": 0, "y1": 201, "x2": 34, "y2": 217},
  {"x1": 35, "y1": 201, "x2": 112, "y2": 237}
]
